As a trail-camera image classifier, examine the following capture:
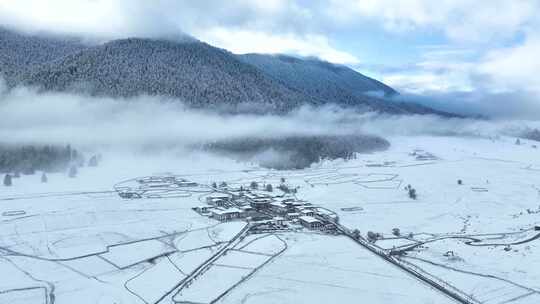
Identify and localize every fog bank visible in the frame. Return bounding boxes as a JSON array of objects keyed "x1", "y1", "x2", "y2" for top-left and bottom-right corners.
[{"x1": 1, "y1": 84, "x2": 539, "y2": 152}]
